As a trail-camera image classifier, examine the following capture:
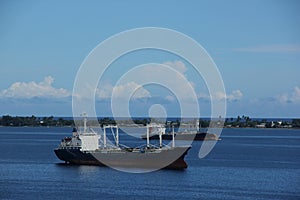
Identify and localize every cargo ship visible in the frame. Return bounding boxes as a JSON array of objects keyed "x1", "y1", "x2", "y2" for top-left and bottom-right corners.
[
  {"x1": 54, "y1": 117, "x2": 191, "y2": 170},
  {"x1": 142, "y1": 131, "x2": 219, "y2": 141},
  {"x1": 141, "y1": 121, "x2": 220, "y2": 141}
]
